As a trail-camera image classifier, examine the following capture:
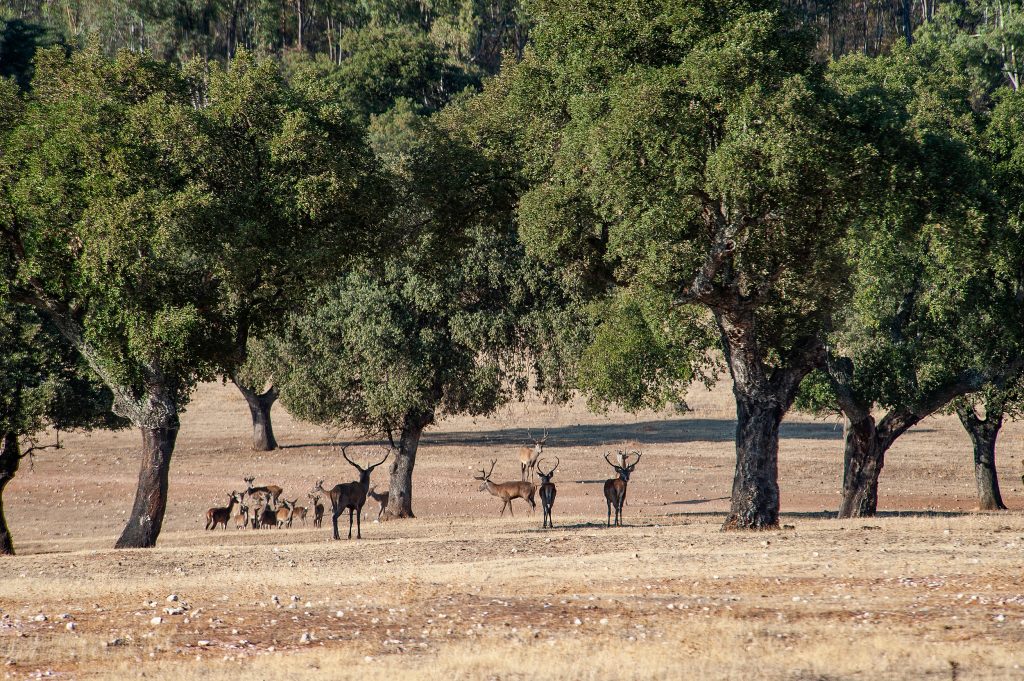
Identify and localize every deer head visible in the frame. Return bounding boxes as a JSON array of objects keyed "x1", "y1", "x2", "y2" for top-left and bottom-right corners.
[
  {"x1": 340, "y1": 446, "x2": 390, "y2": 485},
  {"x1": 310, "y1": 478, "x2": 326, "y2": 496},
  {"x1": 605, "y1": 451, "x2": 641, "y2": 482},
  {"x1": 527, "y1": 428, "x2": 549, "y2": 452},
  {"x1": 474, "y1": 459, "x2": 497, "y2": 491},
  {"x1": 537, "y1": 457, "x2": 559, "y2": 484}
]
